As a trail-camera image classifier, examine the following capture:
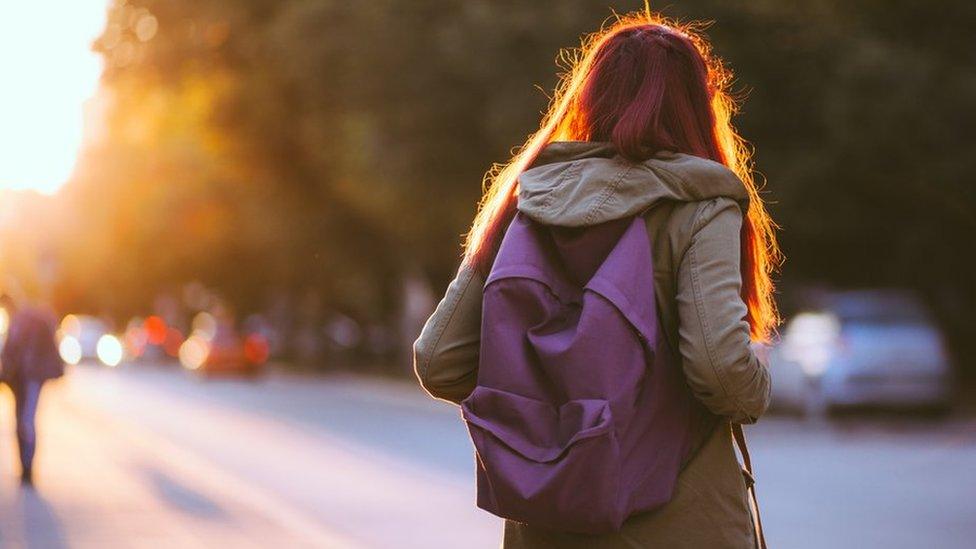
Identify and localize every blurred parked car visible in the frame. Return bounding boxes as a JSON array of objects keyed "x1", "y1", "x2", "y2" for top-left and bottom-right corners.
[
  {"x1": 125, "y1": 315, "x2": 185, "y2": 363},
  {"x1": 771, "y1": 289, "x2": 952, "y2": 415},
  {"x1": 57, "y1": 314, "x2": 124, "y2": 367},
  {"x1": 179, "y1": 310, "x2": 267, "y2": 377}
]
